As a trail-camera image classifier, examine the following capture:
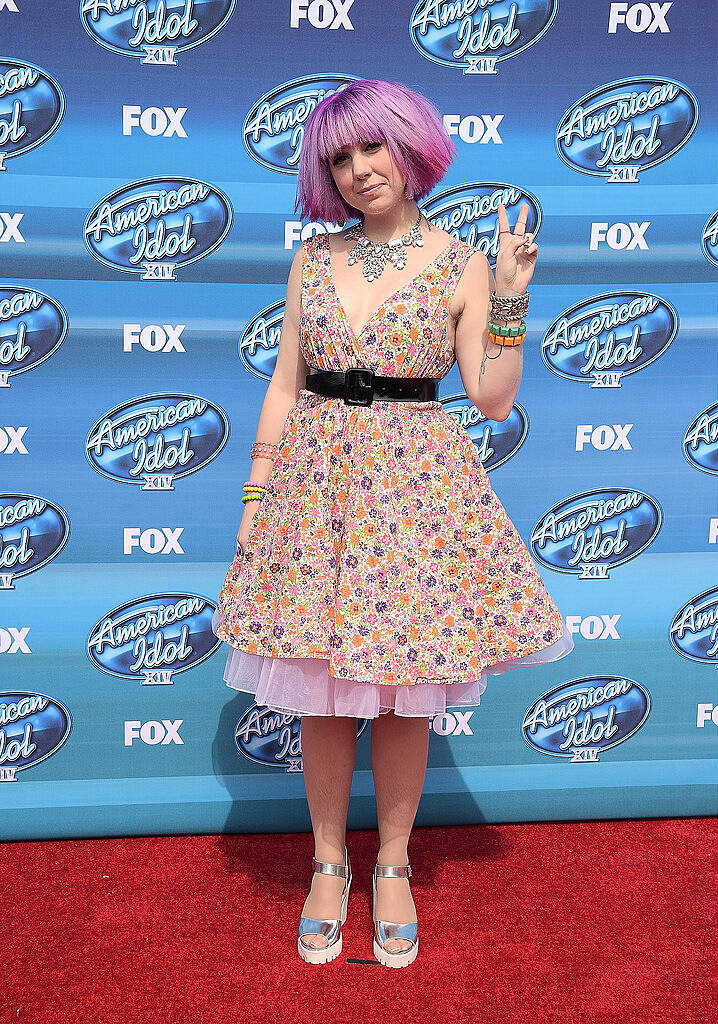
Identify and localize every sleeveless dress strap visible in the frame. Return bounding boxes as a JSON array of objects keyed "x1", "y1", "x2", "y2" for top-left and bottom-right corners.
[
  {"x1": 301, "y1": 233, "x2": 320, "y2": 287},
  {"x1": 436, "y1": 240, "x2": 477, "y2": 309}
]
